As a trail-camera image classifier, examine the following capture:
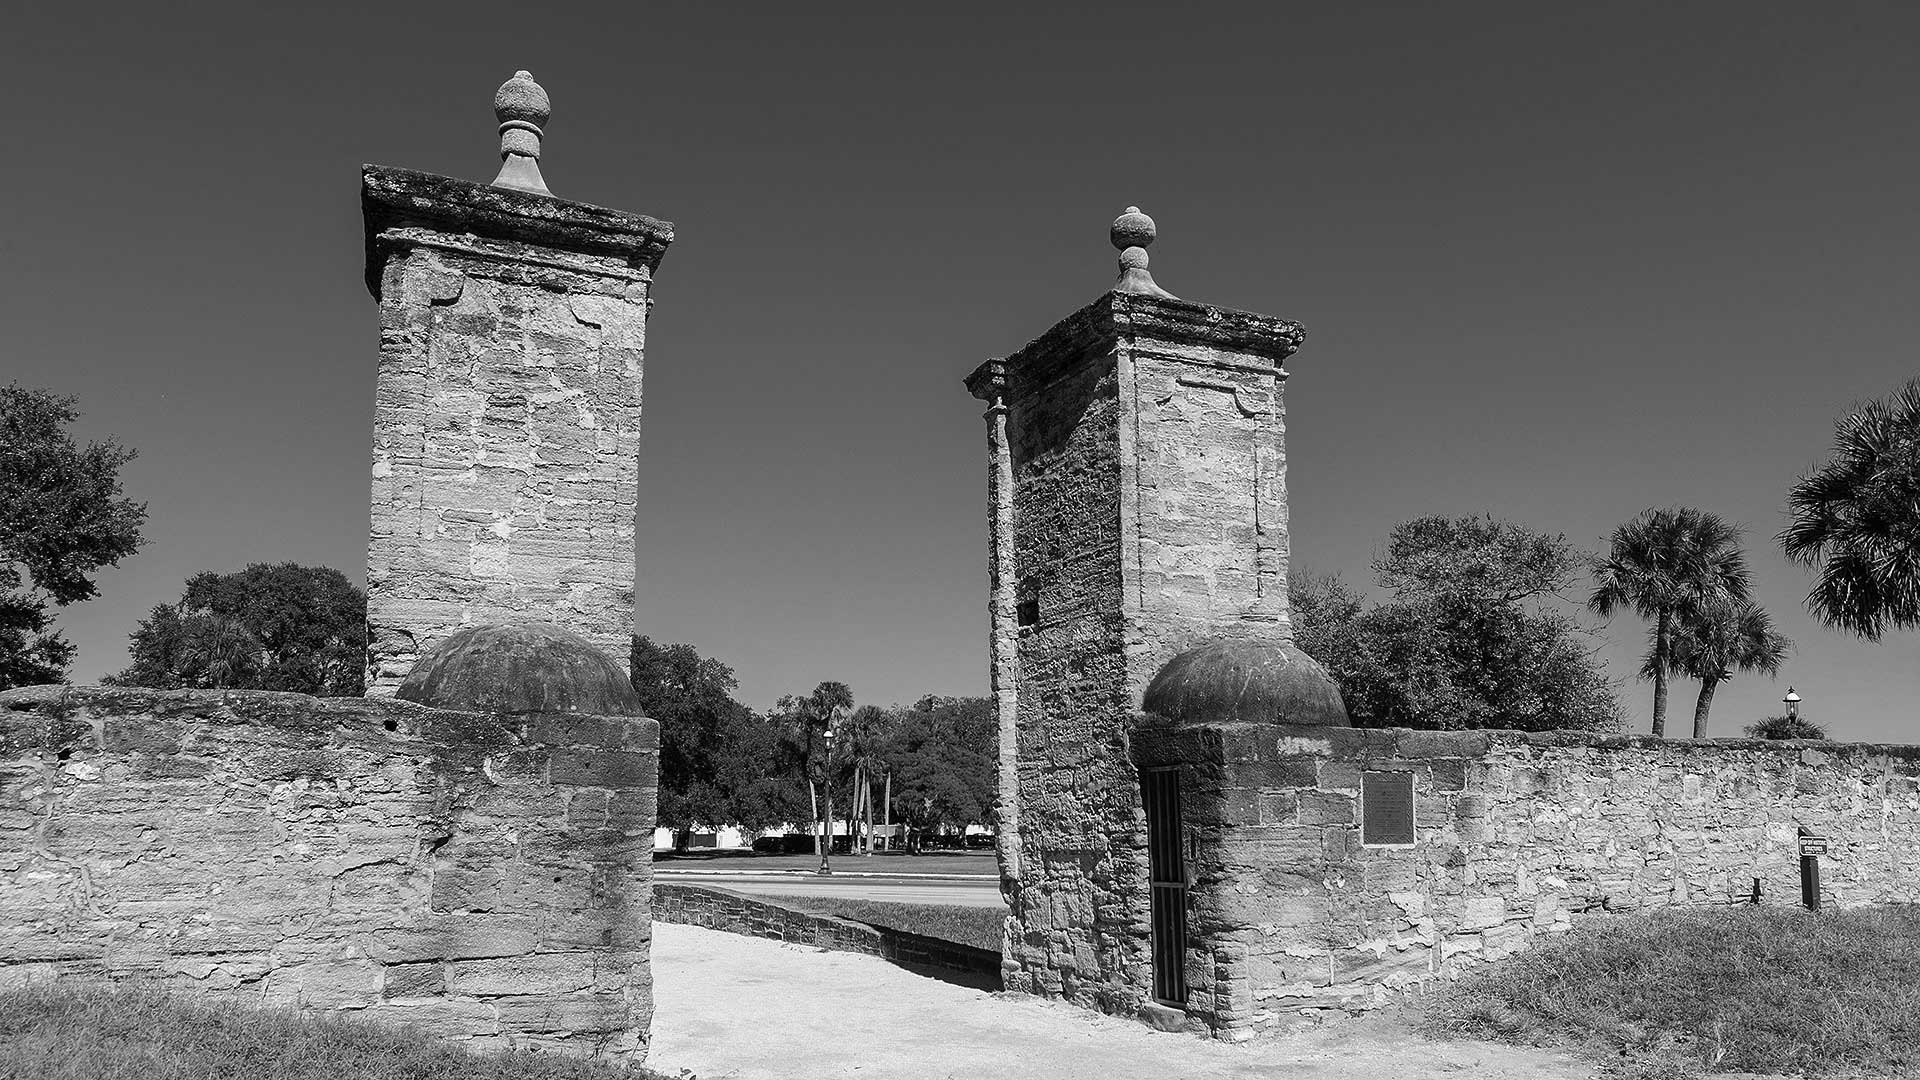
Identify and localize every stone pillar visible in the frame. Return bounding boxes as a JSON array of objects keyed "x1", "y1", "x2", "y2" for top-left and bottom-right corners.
[
  {"x1": 967, "y1": 207, "x2": 1345, "y2": 1024},
  {"x1": 966, "y1": 359, "x2": 1022, "y2": 930},
  {"x1": 361, "y1": 71, "x2": 674, "y2": 694}
]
